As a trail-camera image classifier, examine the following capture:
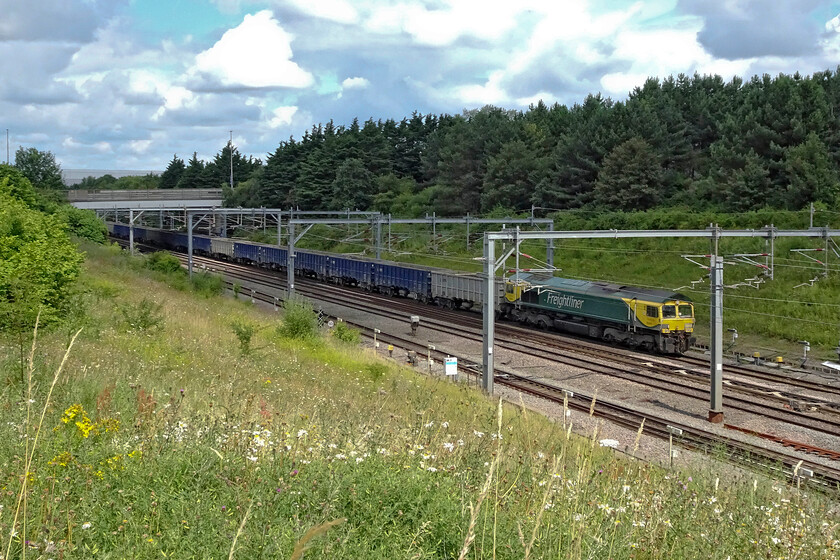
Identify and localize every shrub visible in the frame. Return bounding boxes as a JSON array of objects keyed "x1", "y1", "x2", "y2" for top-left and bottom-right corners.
[
  {"x1": 145, "y1": 251, "x2": 183, "y2": 275},
  {"x1": 0, "y1": 190, "x2": 84, "y2": 331},
  {"x1": 190, "y1": 271, "x2": 224, "y2": 297},
  {"x1": 332, "y1": 320, "x2": 360, "y2": 343},
  {"x1": 119, "y1": 298, "x2": 164, "y2": 332},
  {"x1": 230, "y1": 319, "x2": 257, "y2": 355},
  {"x1": 366, "y1": 362, "x2": 388, "y2": 381},
  {"x1": 55, "y1": 205, "x2": 108, "y2": 244},
  {"x1": 276, "y1": 298, "x2": 318, "y2": 340}
]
